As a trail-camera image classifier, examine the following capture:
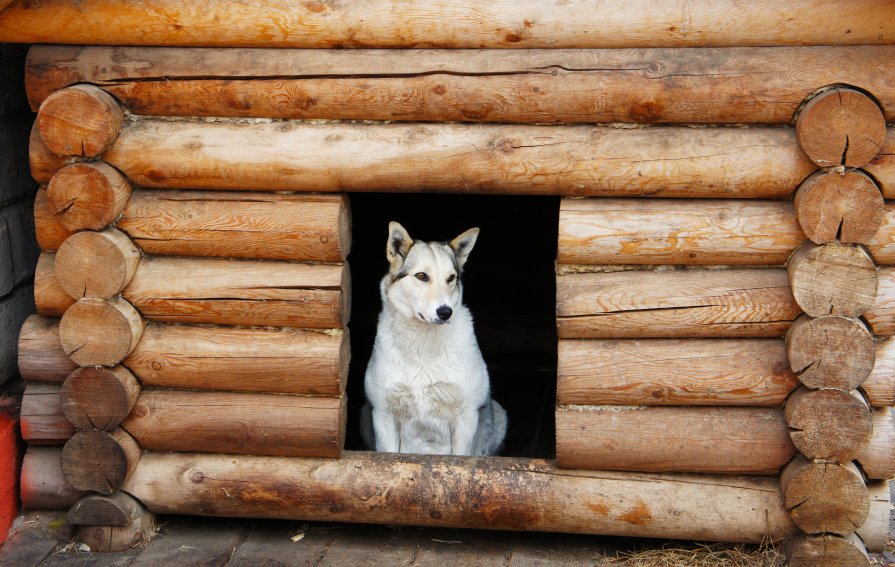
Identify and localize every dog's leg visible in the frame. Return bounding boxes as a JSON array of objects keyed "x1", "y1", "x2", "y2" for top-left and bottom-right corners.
[
  {"x1": 451, "y1": 409, "x2": 480, "y2": 455},
  {"x1": 371, "y1": 407, "x2": 401, "y2": 453}
]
